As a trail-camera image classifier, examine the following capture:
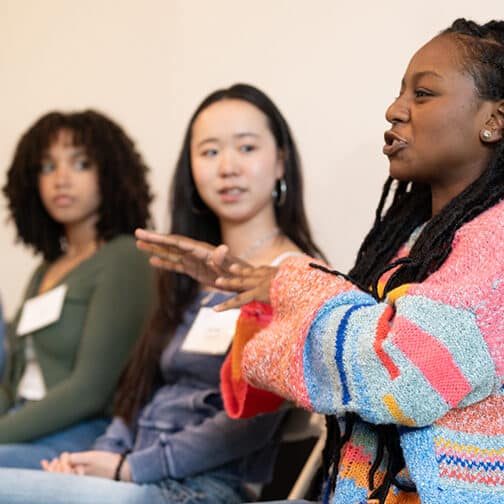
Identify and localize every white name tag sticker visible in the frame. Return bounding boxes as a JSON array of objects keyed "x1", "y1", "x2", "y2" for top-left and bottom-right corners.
[
  {"x1": 181, "y1": 307, "x2": 240, "y2": 354},
  {"x1": 16, "y1": 284, "x2": 68, "y2": 336}
]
